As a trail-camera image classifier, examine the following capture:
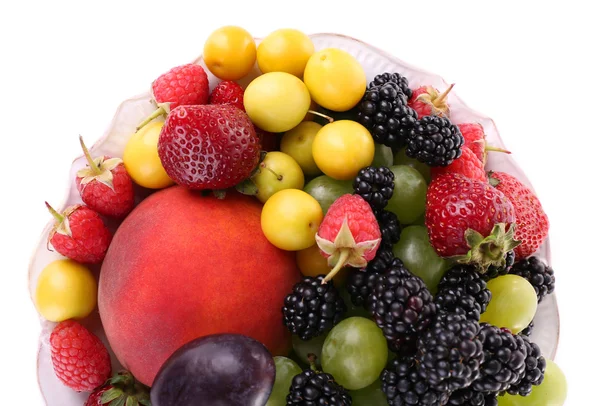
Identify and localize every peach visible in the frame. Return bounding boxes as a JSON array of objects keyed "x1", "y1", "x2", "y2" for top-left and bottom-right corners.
[{"x1": 98, "y1": 186, "x2": 300, "y2": 386}]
